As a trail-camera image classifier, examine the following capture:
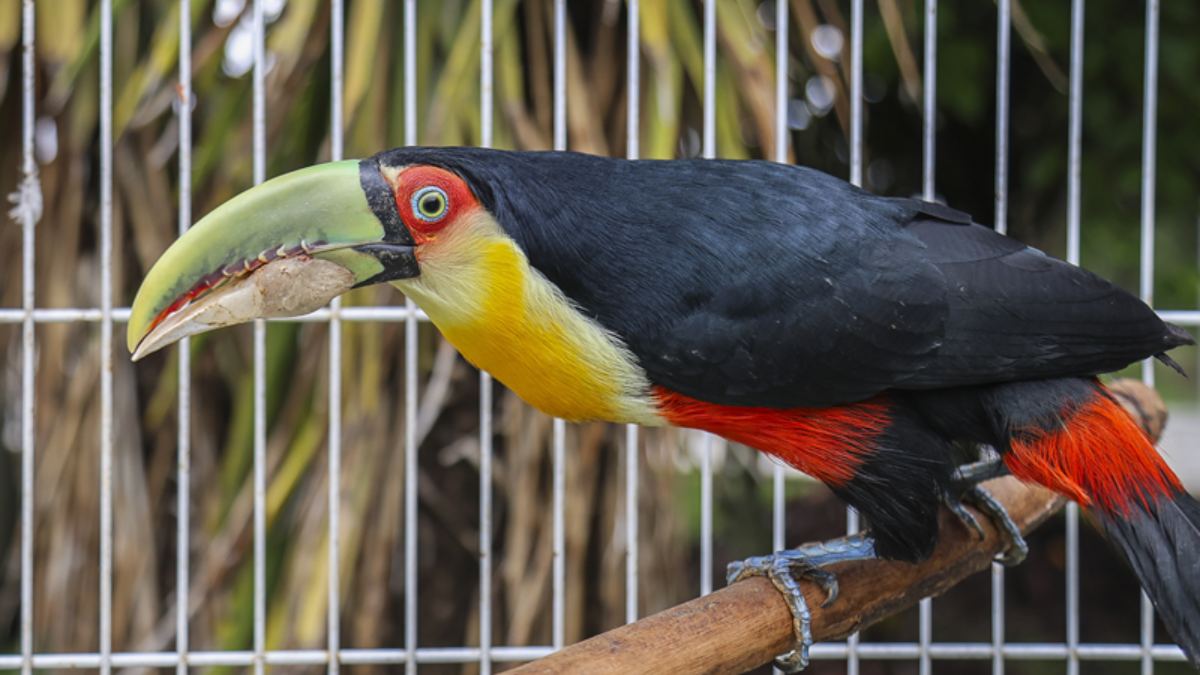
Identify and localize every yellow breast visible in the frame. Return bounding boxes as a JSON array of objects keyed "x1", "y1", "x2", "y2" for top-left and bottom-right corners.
[{"x1": 396, "y1": 214, "x2": 661, "y2": 425}]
